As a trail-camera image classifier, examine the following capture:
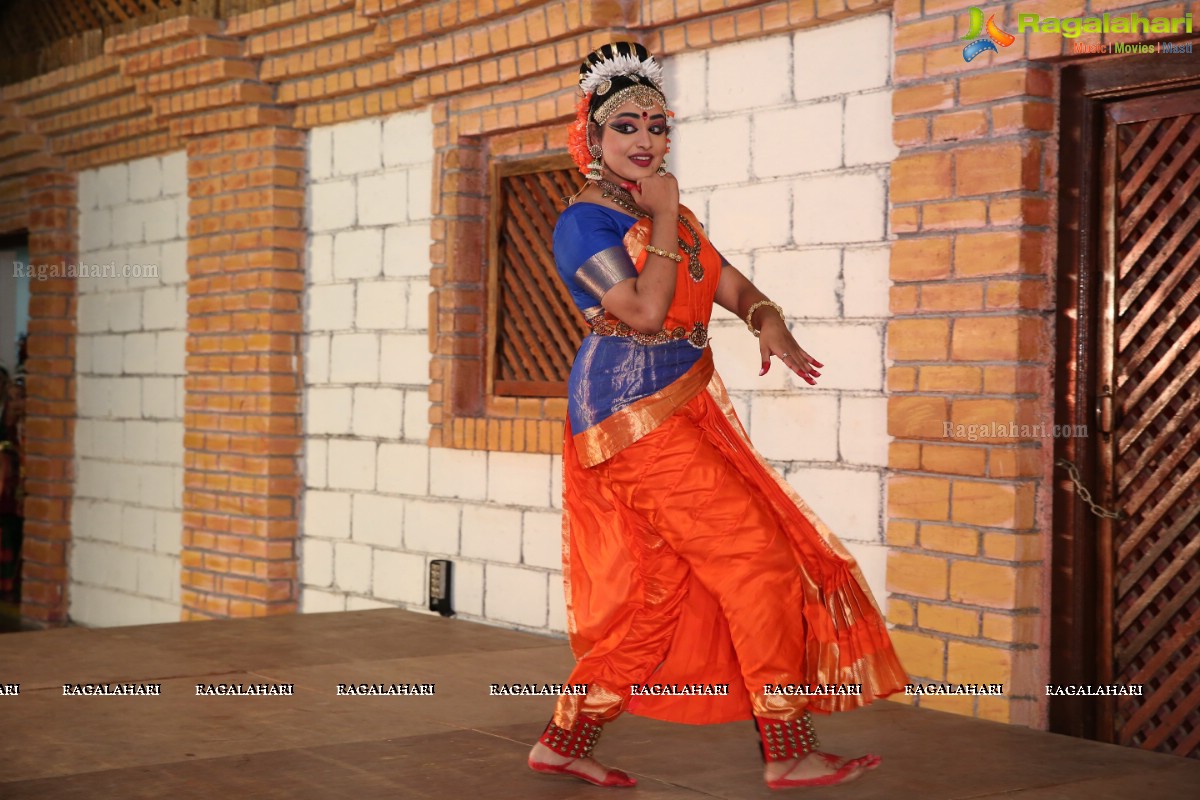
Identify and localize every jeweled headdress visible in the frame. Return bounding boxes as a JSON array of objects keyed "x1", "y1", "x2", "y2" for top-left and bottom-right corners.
[{"x1": 568, "y1": 42, "x2": 670, "y2": 177}]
